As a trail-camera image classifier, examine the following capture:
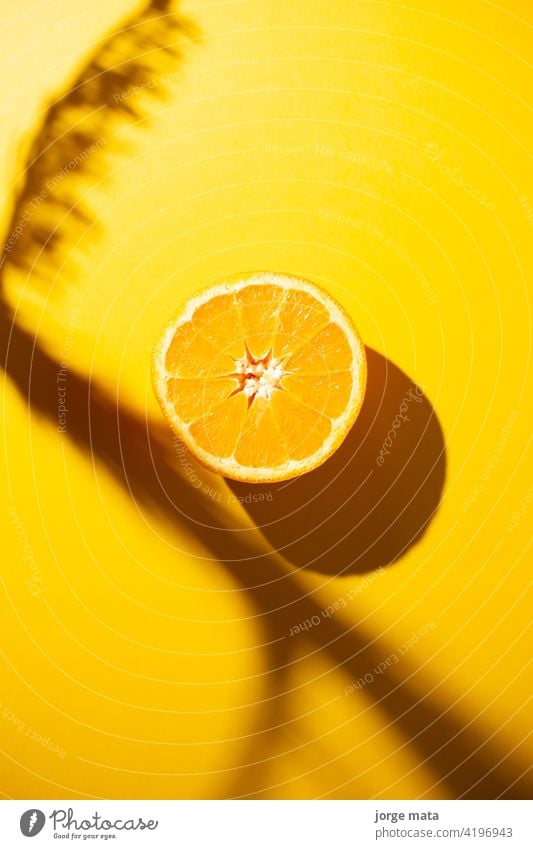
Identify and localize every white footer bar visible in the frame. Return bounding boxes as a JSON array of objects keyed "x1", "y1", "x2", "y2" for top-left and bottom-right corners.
[{"x1": 0, "y1": 800, "x2": 530, "y2": 848}]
